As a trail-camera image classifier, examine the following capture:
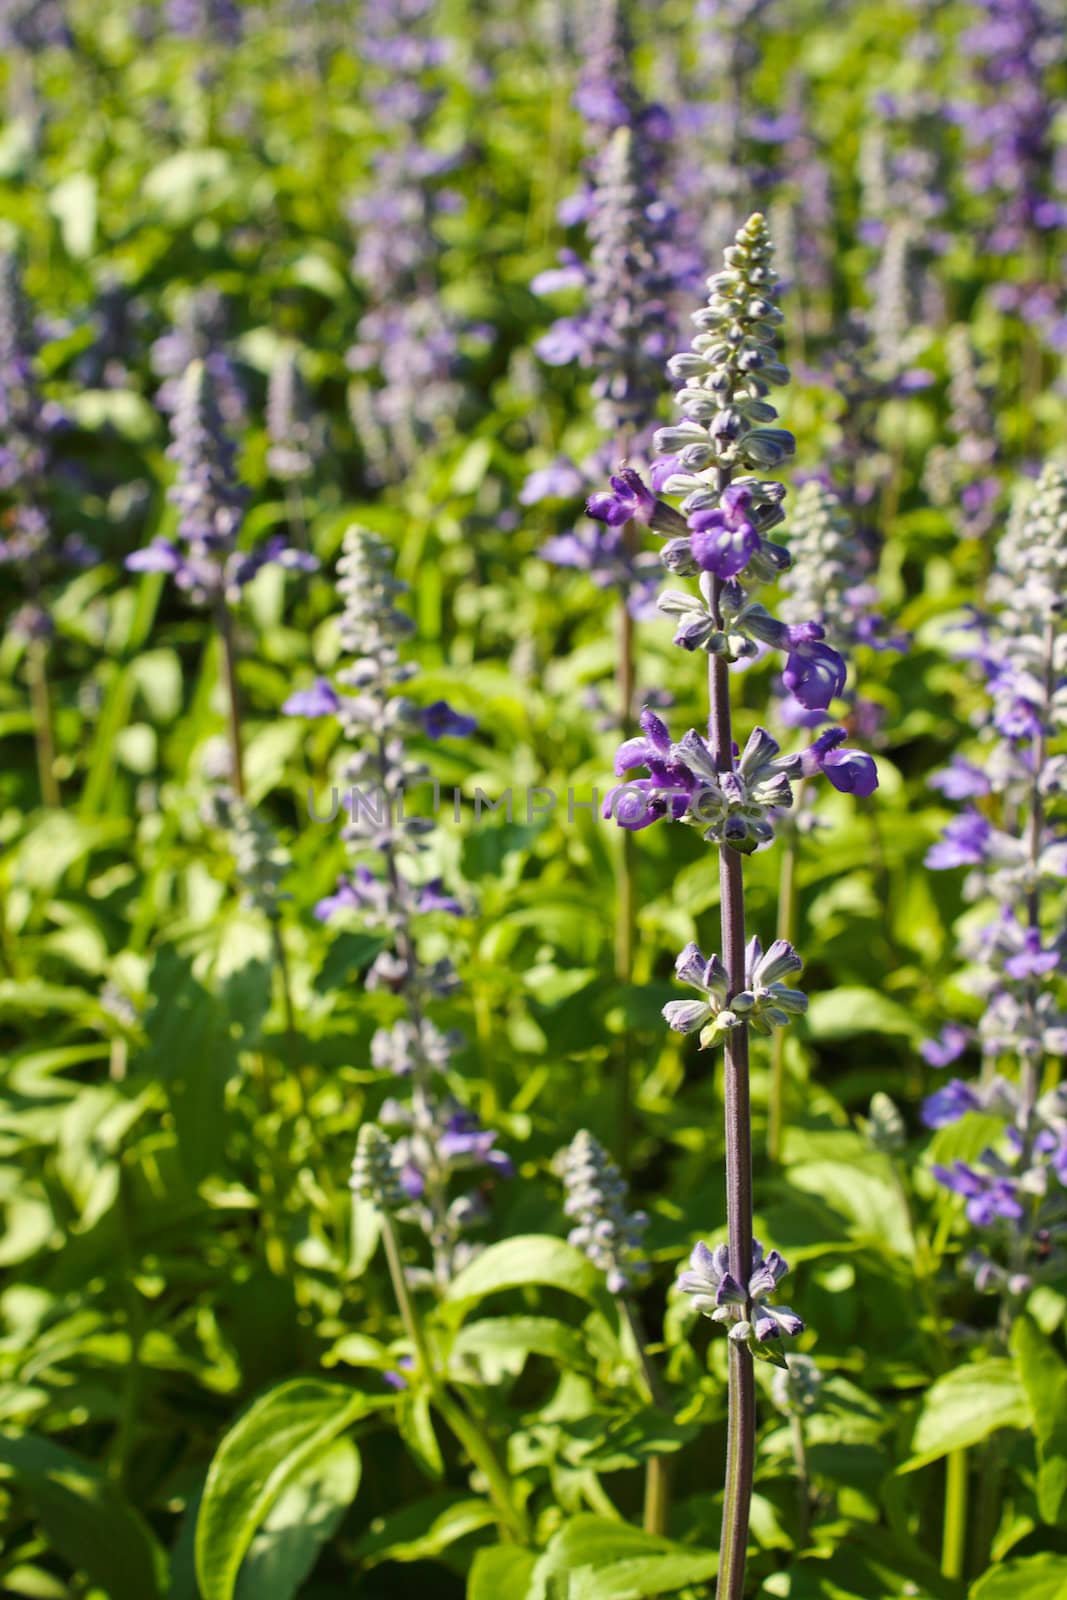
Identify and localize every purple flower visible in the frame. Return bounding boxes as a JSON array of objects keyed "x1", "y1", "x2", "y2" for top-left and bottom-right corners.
[
  {"x1": 920, "y1": 1023, "x2": 971, "y2": 1068},
  {"x1": 587, "y1": 468, "x2": 658, "y2": 527},
  {"x1": 520, "y1": 459, "x2": 585, "y2": 505},
  {"x1": 925, "y1": 810, "x2": 992, "y2": 870},
  {"x1": 417, "y1": 879, "x2": 464, "y2": 916},
  {"x1": 283, "y1": 677, "x2": 341, "y2": 718},
  {"x1": 930, "y1": 757, "x2": 992, "y2": 801},
  {"x1": 922, "y1": 1079, "x2": 983, "y2": 1129},
  {"x1": 679, "y1": 1237, "x2": 804, "y2": 1344},
  {"x1": 931, "y1": 1160, "x2": 1023, "y2": 1226},
  {"x1": 126, "y1": 539, "x2": 182, "y2": 575},
  {"x1": 799, "y1": 727, "x2": 878, "y2": 797},
  {"x1": 606, "y1": 708, "x2": 697, "y2": 831},
  {"x1": 1003, "y1": 927, "x2": 1060, "y2": 981},
  {"x1": 782, "y1": 636, "x2": 847, "y2": 711},
  {"x1": 422, "y1": 701, "x2": 476, "y2": 739},
  {"x1": 438, "y1": 1109, "x2": 513, "y2": 1176},
  {"x1": 688, "y1": 486, "x2": 761, "y2": 578}
]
